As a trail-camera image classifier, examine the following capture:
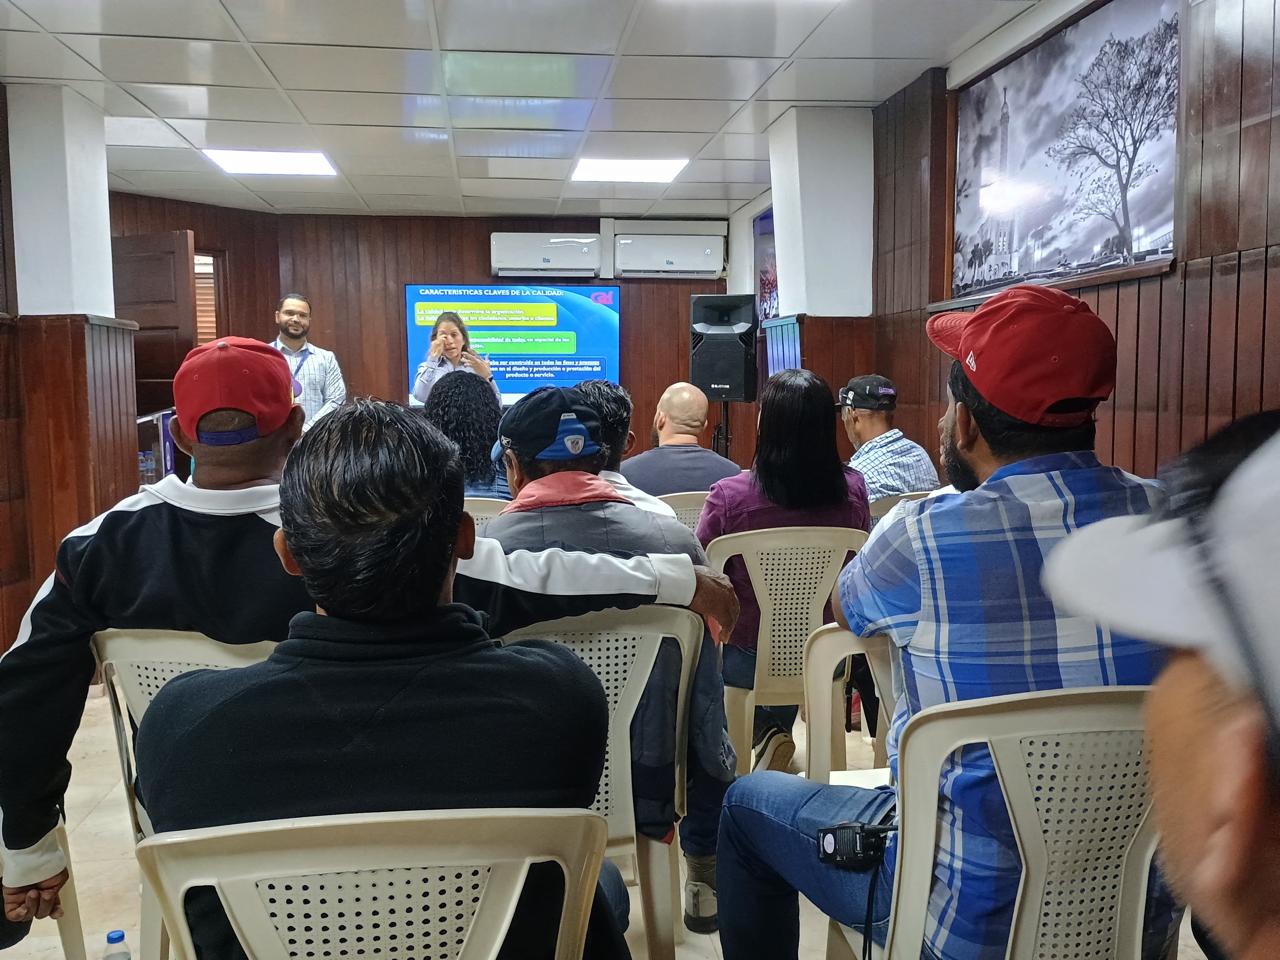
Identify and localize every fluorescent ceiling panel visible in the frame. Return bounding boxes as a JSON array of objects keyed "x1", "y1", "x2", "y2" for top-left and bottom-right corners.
[
  {"x1": 203, "y1": 149, "x2": 336, "y2": 176},
  {"x1": 572, "y1": 157, "x2": 689, "y2": 183}
]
